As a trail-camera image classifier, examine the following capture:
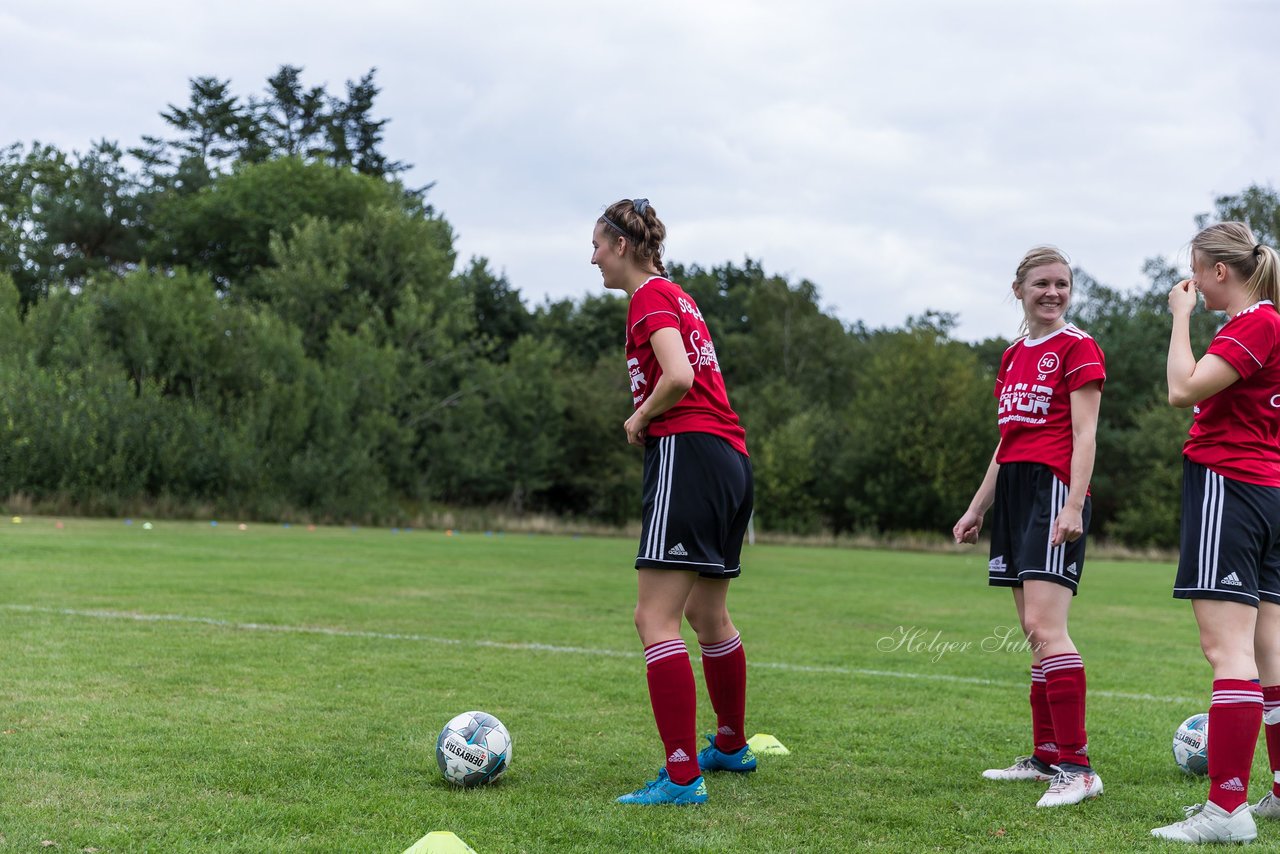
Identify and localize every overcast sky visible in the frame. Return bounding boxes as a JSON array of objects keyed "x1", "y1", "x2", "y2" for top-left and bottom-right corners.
[{"x1": 4, "y1": 1, "x2": 1277, "y2": 340}]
